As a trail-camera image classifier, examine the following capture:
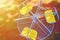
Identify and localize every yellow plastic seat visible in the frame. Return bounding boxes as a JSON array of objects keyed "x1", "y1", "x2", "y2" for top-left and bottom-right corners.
[
  {"x1": 21, "y1": 27, "x2": 37, "y2": 40},
  {"x1": 20, "y1": 4, "x2": 33, "y2": 15},
  {"x1": 44, "y1": 10, "x2": 56, "y2": 23}
]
